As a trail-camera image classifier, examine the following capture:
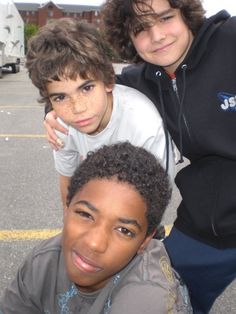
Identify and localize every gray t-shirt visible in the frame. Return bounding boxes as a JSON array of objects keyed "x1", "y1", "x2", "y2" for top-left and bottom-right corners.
[{"x1": 0, "y1": 235, "x2": 191, "y2": 313}]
